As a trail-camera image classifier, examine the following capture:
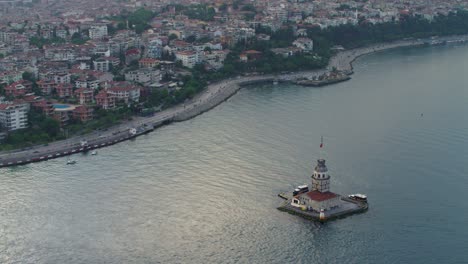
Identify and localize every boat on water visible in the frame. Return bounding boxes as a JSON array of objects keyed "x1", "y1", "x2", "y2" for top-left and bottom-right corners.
[
  {"x1": 66, "y1": 158, "x2": 76, "y2": 165},
  {"x1": 348, "y1": 193, "x2": 367, "y2": 203},
  {"x1": 91, "y1": 150, "x2": 97, "y2": 155},
  {"x1": 292, "y1": 185, "x2": 309, "y2": 196}
]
